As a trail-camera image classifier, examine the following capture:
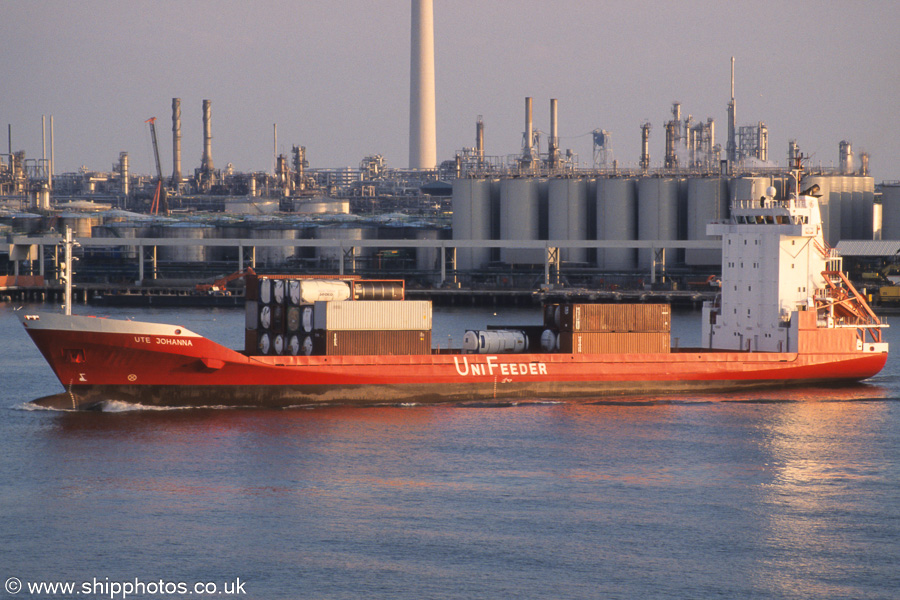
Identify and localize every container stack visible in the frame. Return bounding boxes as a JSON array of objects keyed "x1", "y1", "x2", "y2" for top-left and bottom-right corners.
[
  {"x1": 312, "y1": 300, "x2": 432, "y2": 355},
  {"x1": 541, "y1": 303, "x2": 671, "y2": 354},
  {"x1": 245, "y1": 275, "x2": 425, "y2": 356}
]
